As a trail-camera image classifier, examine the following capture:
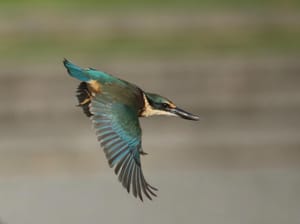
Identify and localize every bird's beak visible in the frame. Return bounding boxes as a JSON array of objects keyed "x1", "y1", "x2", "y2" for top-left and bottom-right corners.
[{"x1": 168, "y1": 107, "x2": 199, "y2": 121}]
